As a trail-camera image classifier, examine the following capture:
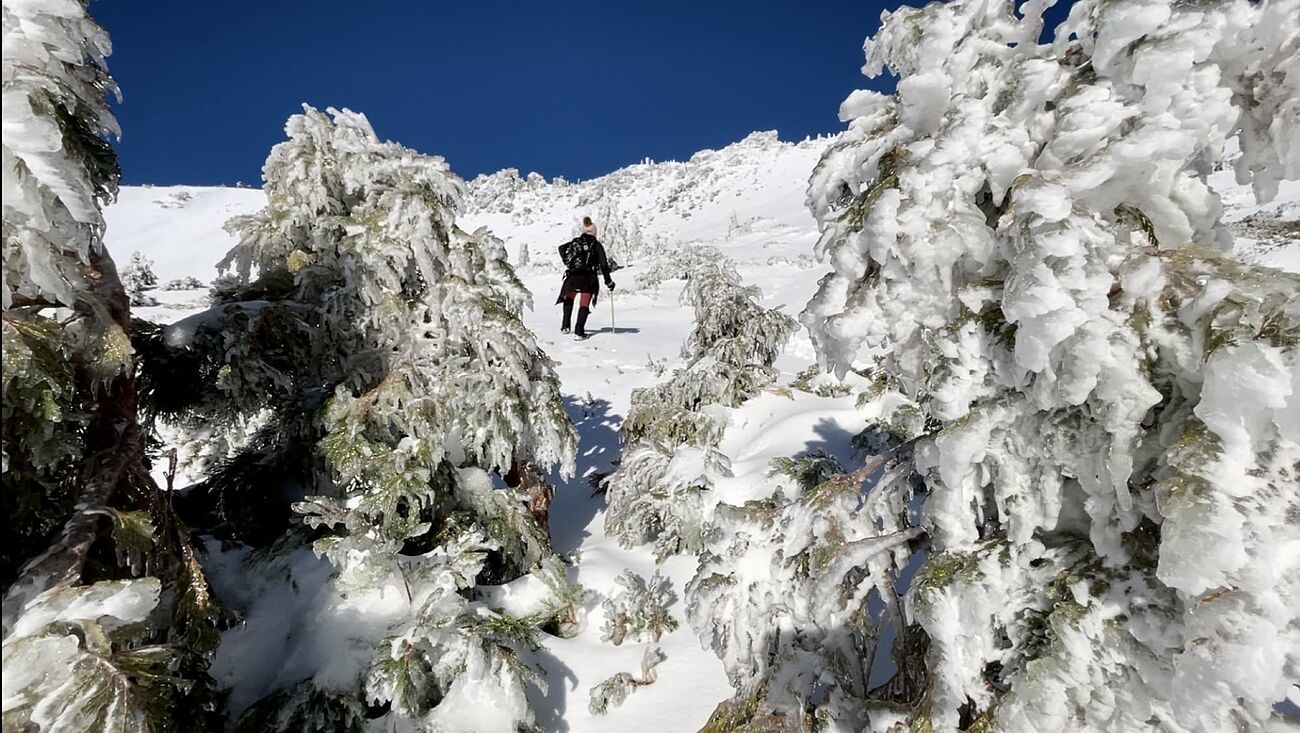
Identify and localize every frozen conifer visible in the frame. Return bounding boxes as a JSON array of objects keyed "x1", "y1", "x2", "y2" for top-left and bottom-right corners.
[
  {"x1": 120, "y1": 250, "x2": 159, "y2": 306},
  {"x1": 2, "y1": 1, "x2": 225, "y2": 730},
  {"x1": 600, "y1": 569, "x2": 679, "y2": 645},
  {"x1": 122, "y1": 250, "x2": 158, "y2": 286},
  {"x1": 592, "y1": 197, "x2": 643, "y2": 266},
  {"x1": 686, "y1": 0, "x2": 1300, "y2": 730},
  {"x1": 605, "y1": 253, "x2": 797, "y2": 560},
  {"x1": 142, "y1": 106, "x2": 580, "y2": 729}
]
